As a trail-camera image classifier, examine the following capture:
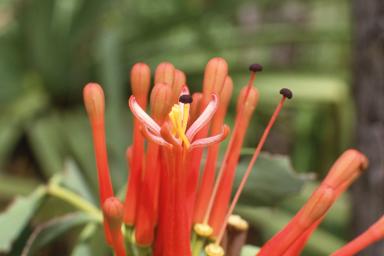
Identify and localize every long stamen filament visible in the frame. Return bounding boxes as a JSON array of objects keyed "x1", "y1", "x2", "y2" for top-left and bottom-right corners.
[
  {"x1": 202, "y1": 70, "x2": 257, "y2": 225},
  {"x1": 215, "y1": 93, "x2": 290, "y2": 246}
]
